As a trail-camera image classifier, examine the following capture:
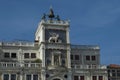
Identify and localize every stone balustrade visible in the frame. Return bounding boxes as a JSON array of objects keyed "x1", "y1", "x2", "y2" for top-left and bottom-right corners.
[
  {"x1": 71, "y1": 65, "x2": 107, "y2": 69},
  {"x1": 0, "y1": 62, "x2": 41, "y2": 68},
  {"x1": 0, "y1": 42, "x2": 34, "y2": 47},
  {"x1": 40, "y1": 20, "x2": 69, "y2": 25},
  {"x1": 46, "y1": 43, "x2": 67, "y2": 49}
]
